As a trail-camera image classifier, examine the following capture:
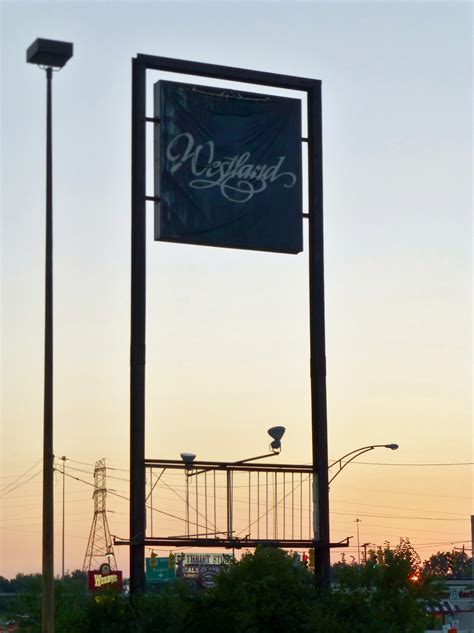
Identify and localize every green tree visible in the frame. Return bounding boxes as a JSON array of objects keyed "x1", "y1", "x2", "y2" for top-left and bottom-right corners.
[
  {"x1": 16, "y1": 574, "x2": 42, "y2": 631},
  {"x1": 422, "y1": 550, "x2": 472, "y2": 579},
  {"x1": 0, "y1": 576, "x2": 13, "y2": 593},
  {"x1": 54, "y1": 571, "x2": 89, "y2": 633},
  {"x1": 331, "y1": 538, "x2": 440, "y2": 633},
  {"x1": 11, "y1": 543, "x2": 444, "y2": 633},
  {"x1": 14, "y1": 571, "x2": 88, "y2": 632},
  {"x1": 186, "y1": 546, "x2": 315, "y2": 633}
]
